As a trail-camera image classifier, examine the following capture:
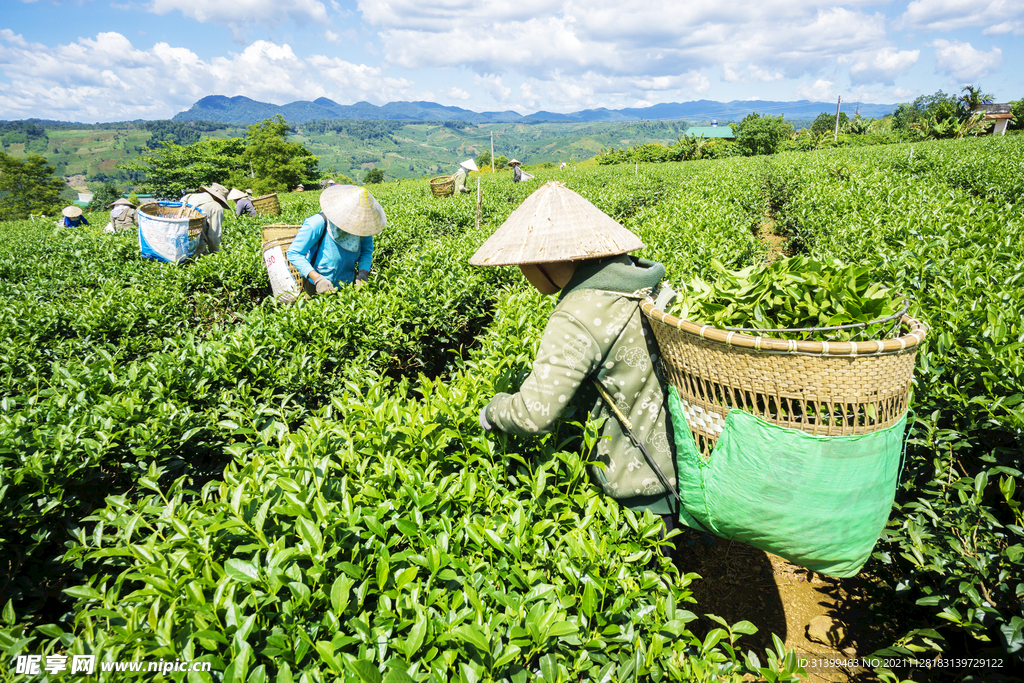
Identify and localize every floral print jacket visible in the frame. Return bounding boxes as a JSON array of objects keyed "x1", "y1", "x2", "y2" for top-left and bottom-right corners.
[{"x1": 485, "y1": 255, "x2": 678, "y2": 515}]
